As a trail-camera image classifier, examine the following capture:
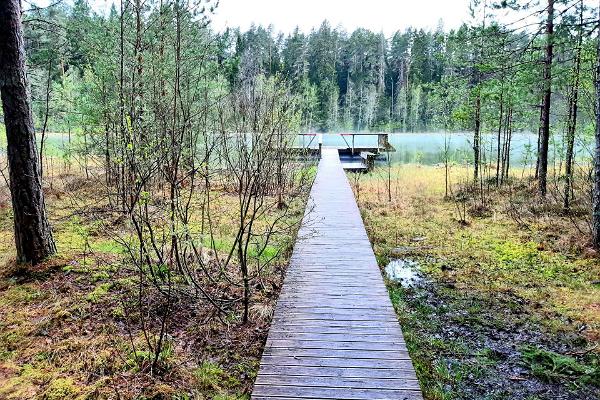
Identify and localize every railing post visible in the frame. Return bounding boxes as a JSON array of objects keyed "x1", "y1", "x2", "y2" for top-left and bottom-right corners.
[{"x1": 318, "y1": 133, "x2": 323, "y2": 158}]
